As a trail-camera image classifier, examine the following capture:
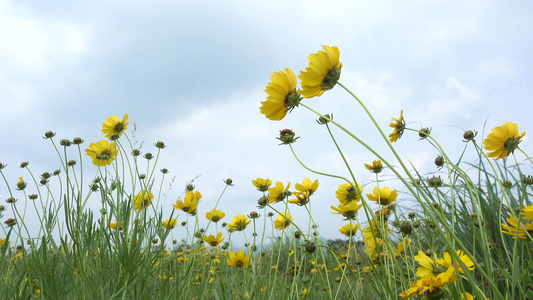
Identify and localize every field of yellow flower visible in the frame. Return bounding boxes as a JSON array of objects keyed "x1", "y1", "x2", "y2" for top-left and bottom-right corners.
[{"x1": 1, "y1": 46, "x2": 532, "y2": 299}]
